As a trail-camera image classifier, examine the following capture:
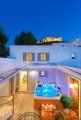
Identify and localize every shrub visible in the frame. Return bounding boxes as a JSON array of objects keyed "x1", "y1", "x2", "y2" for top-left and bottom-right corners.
[{"x1": 60, "y1": 95, "x2": 74, "y2": 109}]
